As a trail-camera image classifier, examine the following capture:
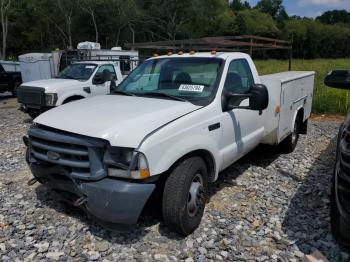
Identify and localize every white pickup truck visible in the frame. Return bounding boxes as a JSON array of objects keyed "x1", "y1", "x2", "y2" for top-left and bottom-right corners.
[
  {"x1": 17, "y1": 61, "x2": 123, "y2": 118},
  {"x1": 24, "y1": 52, "x2": 315, "y2": 235}
]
